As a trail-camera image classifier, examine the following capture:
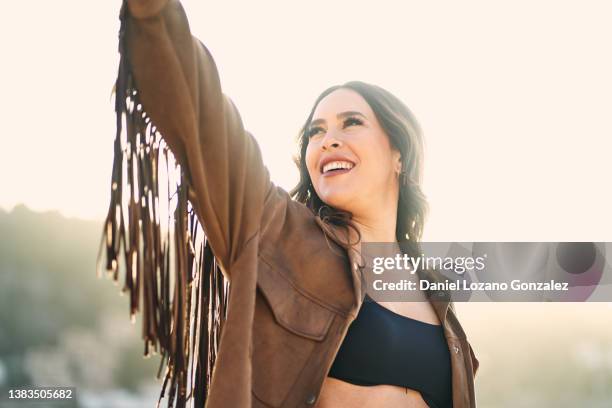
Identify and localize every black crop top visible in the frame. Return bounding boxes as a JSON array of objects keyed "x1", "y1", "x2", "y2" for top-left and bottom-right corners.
[{"x1": 328, "y1": 293, "x2": 452, "y2": 408}]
